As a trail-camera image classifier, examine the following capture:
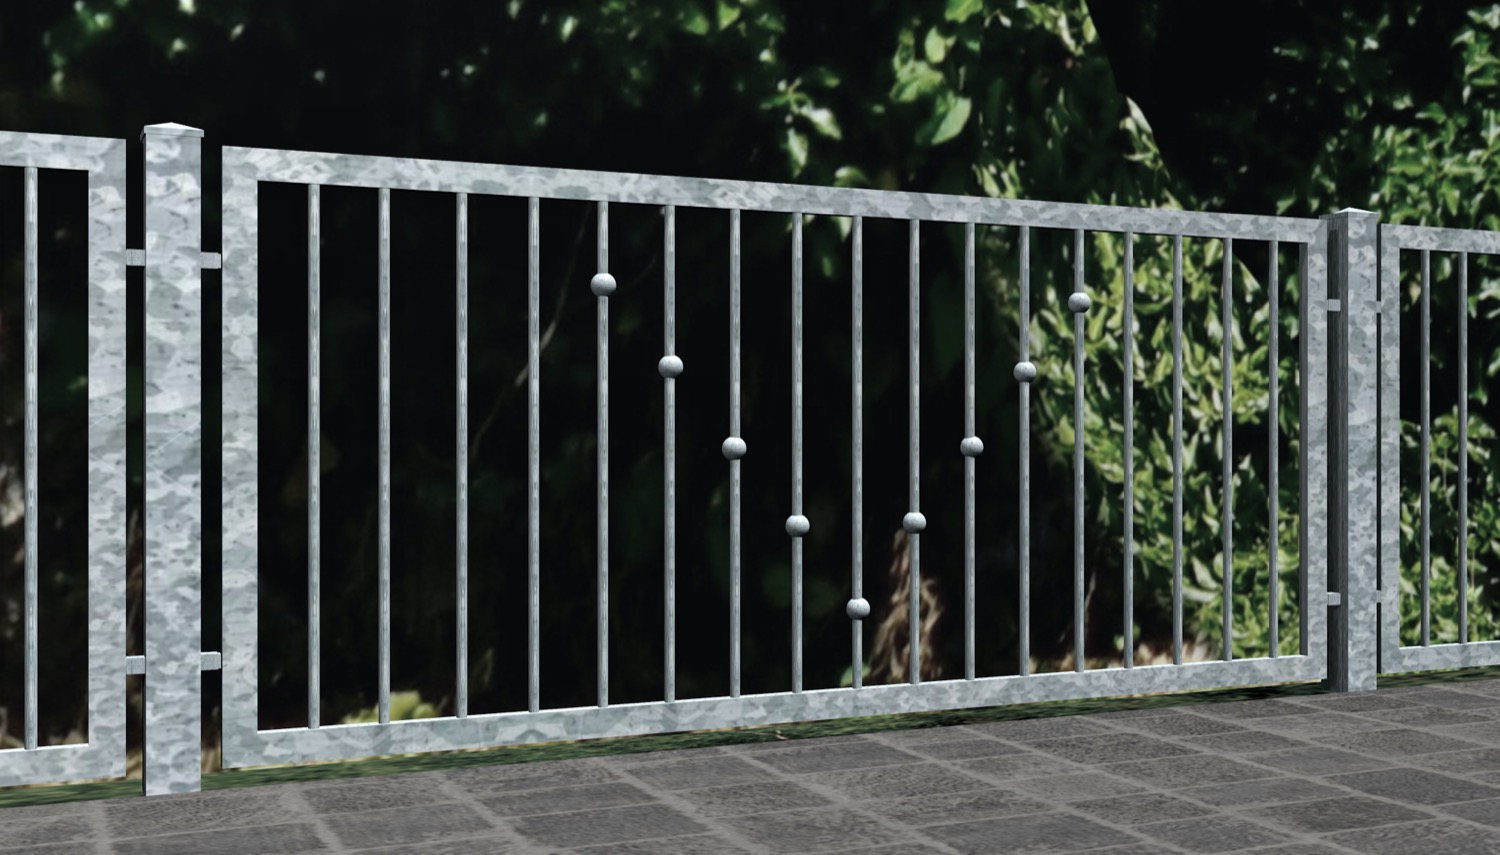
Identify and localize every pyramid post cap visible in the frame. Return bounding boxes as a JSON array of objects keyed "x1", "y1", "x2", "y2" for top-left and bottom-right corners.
[{"x1": 141, "y1": 122, "x2": 204, "y2": 141}]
